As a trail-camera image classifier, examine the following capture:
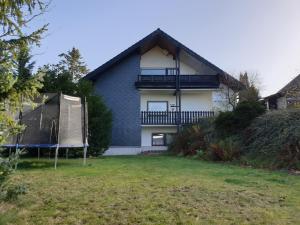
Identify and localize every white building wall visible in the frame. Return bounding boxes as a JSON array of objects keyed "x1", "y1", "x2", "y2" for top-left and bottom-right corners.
[
  {"x1": 140, "y1": 92, "x2": 176, "y2": 111},
  {"x1": 212, "y1": 84, "x2": 235, "y2": 112},
  {"x1": 277, "y1": 96, "x2": 287, "y2": 109},
  {"x1": 181, "y1": 92, "x2": 213, "y2": 111},
  {"x1": 141, "y1": 126, "x2": 177, "y2": 151},
  {"x1": 140, "y1": 46, "x2": 196, "y2": 74},
  {"x1": 140, "y1": 91, "x2": 214, "y2": 111}
]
